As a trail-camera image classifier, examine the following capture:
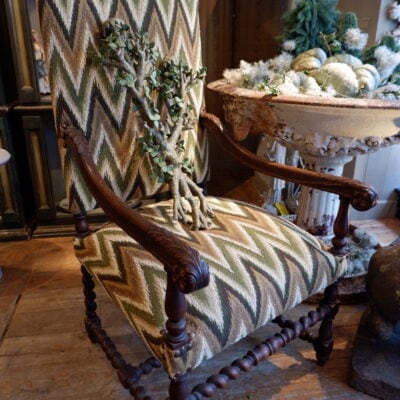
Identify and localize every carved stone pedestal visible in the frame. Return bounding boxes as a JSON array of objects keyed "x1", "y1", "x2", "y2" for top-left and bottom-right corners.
[{"x1": 296, "y1": 154, "x2": 353, "y2": 236}]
